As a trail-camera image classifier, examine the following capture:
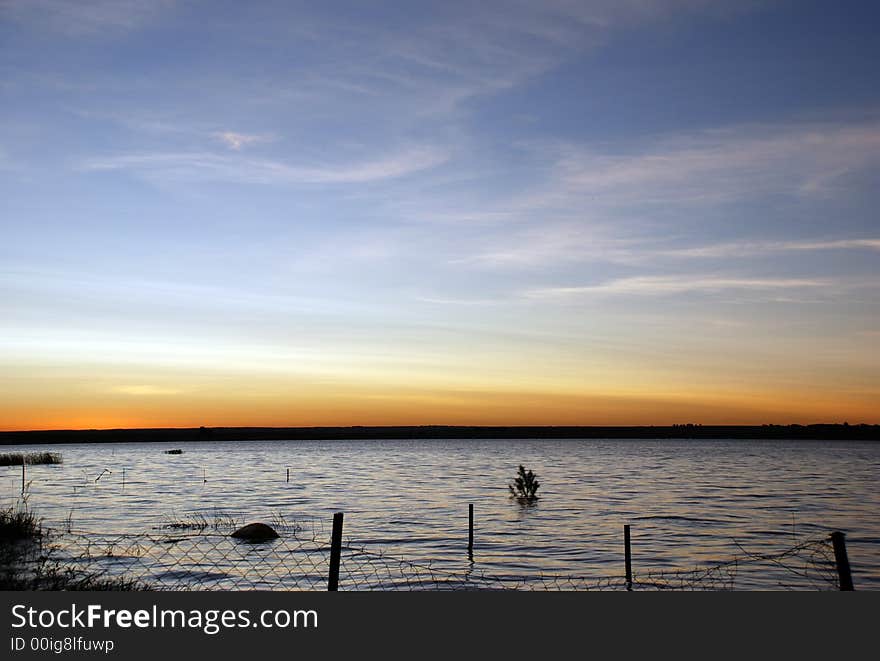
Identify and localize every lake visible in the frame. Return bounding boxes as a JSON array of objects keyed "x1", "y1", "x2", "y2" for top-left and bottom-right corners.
[{"x1": 3, "y1": 438, "x2": 878, "y2": 590}]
